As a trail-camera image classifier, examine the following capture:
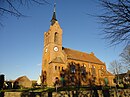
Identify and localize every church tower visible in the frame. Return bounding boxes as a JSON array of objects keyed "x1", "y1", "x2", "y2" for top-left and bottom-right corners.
[
  {"x1": 41, "y1": 4, "x2": 66, "y2": 87},
  {"x1": 41, "y1": 3, "x2": 115, "y2": 87}
]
